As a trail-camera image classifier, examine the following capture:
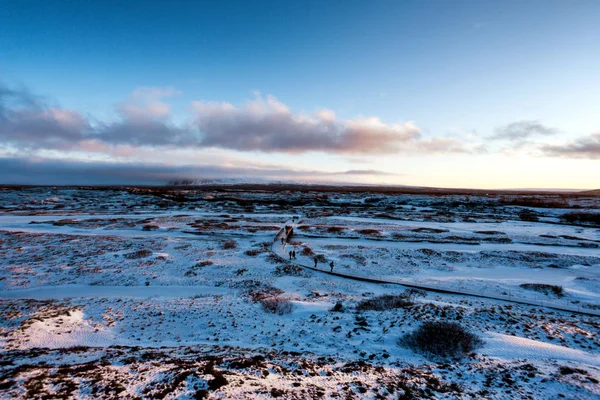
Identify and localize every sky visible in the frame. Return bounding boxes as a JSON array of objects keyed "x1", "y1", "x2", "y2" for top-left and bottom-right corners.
[{"x1": 0, "y1": 0, "x2": 599, "y2": 188}]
